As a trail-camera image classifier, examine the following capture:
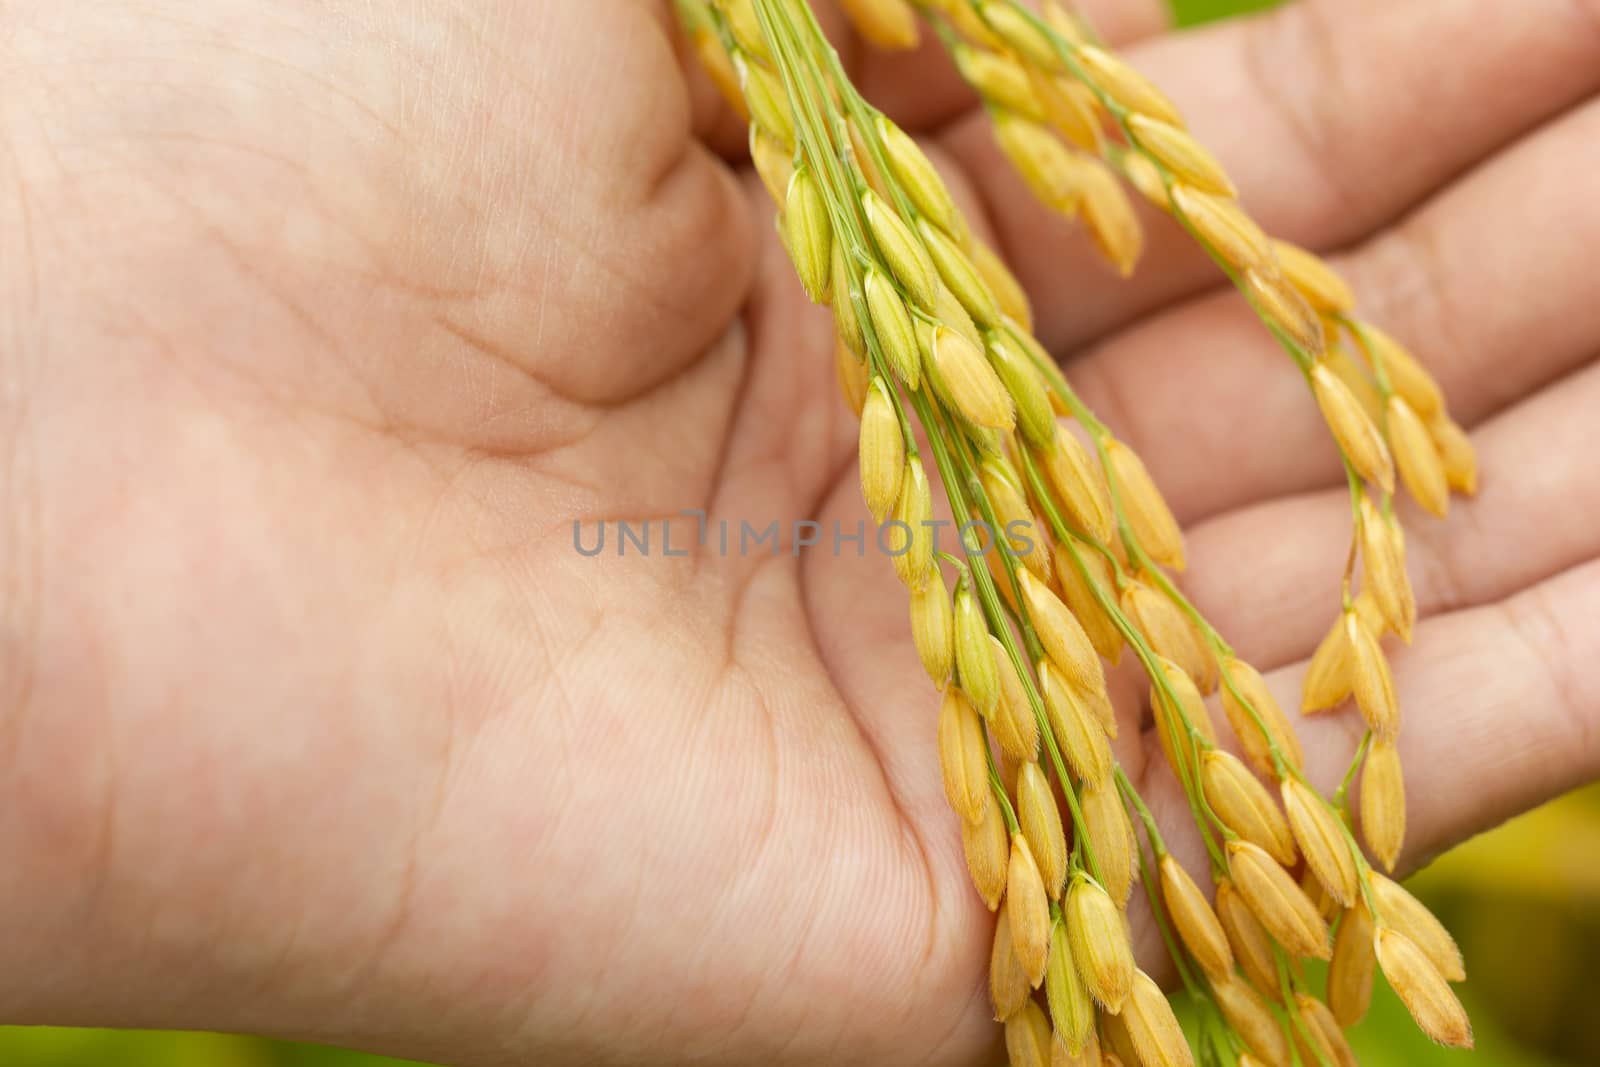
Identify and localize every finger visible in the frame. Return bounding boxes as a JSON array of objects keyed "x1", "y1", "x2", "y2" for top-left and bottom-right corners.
[
  {"x1": 941, "y1": 0, "x2": 1600, "y2": 351},
  {"x1": 1067, "y1": 95, "x2": 1600, "y2": 521},
  {"x1": 1182, "y1": 357, "x2": 1600, "y2": 670}
]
